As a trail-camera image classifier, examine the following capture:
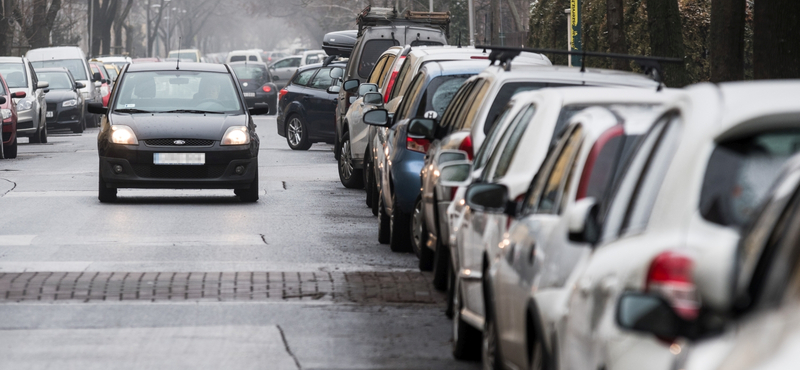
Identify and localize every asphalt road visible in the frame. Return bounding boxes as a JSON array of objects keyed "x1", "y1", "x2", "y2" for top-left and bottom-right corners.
[{"x1": 0, "y1": 116, "x2": 479, "y2": 370}]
